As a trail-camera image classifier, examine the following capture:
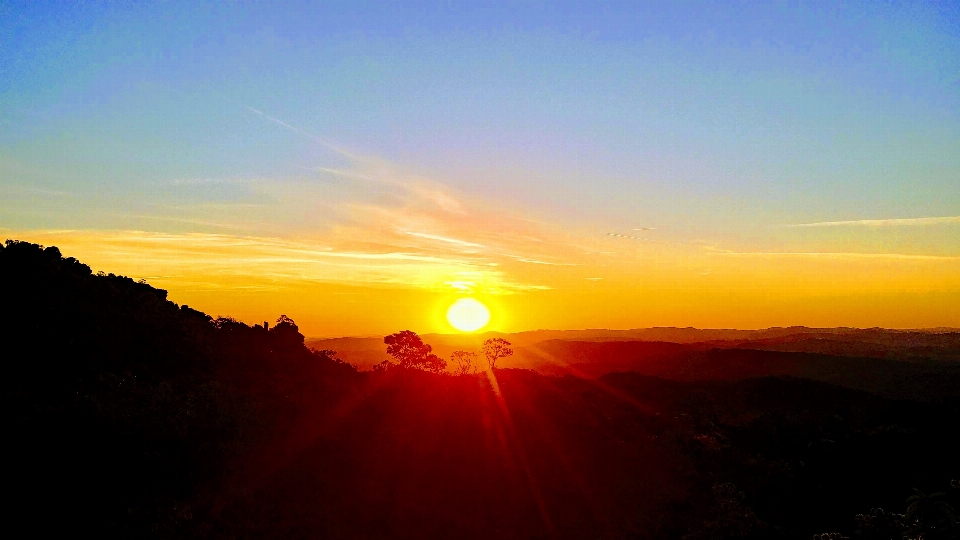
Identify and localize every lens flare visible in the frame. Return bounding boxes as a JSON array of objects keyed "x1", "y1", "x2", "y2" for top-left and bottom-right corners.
[{"x1": 446, "y1": 298, "x2": 491, "y2": 332}]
